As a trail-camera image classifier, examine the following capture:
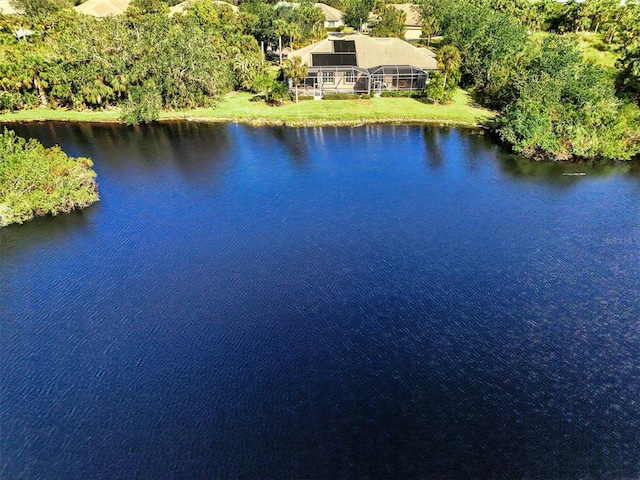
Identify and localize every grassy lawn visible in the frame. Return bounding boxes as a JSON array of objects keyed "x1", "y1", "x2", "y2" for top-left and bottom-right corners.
[
  {"x1": 0, "y1": 89, "x2": 494, "y2": 127},
  {"x1": 0, "y1": 108, "x2": 121, "y2": 123},
  {"x1": 168, "y1": 89, "x2": 494, "y2": 127}
]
